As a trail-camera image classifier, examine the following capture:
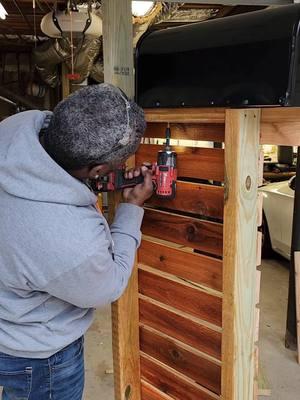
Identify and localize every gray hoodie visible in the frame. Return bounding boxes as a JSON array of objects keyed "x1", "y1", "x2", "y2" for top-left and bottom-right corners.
[{"x1": 0, "y1": 110, "x2": 144, "y2": 358}]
